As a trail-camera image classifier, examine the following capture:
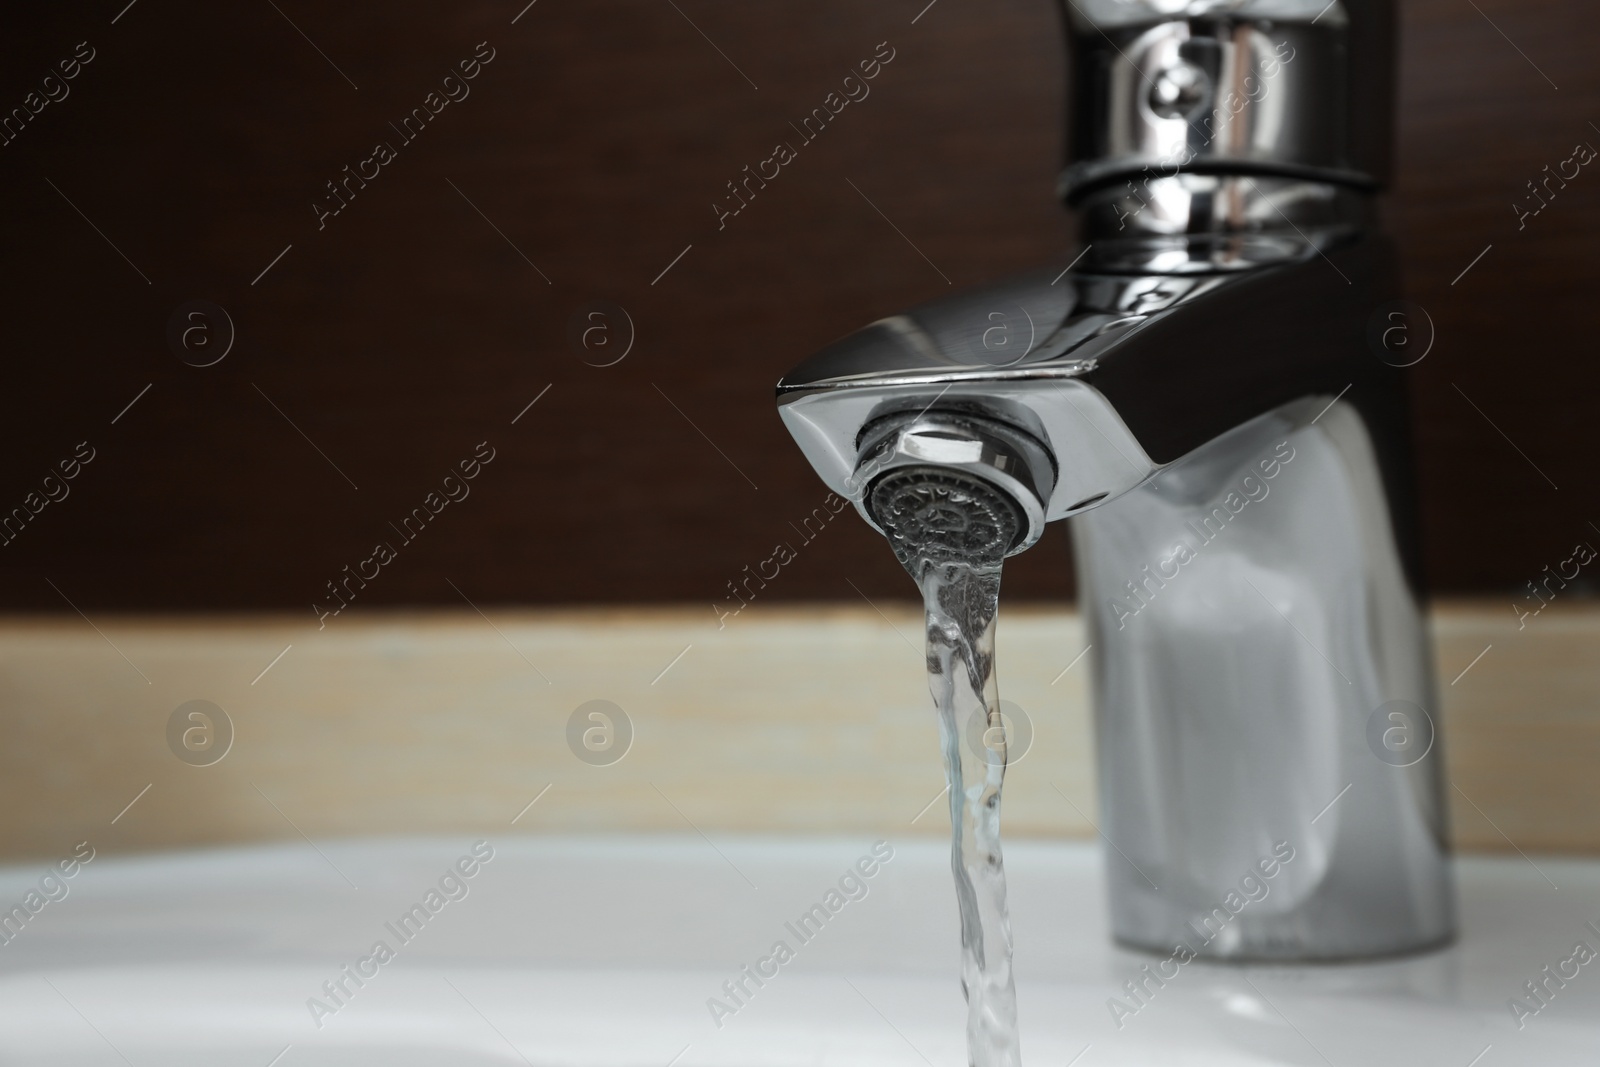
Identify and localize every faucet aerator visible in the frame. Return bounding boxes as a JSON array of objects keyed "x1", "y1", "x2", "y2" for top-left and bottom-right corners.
[
  {"x1": 854, "y1": 411, "x2": 1056, "y2": 560},
  {"x1": 867, "y1": 467, "x2": 1025, "y2": 572}
]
